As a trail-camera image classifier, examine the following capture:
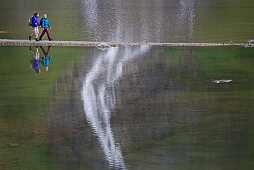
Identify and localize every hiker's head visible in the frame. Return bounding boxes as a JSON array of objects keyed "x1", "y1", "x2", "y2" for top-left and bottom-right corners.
[
  {"x1": 34, "y1": 12, "x2": 39, "y2": 17},
  {"x1": 44, "y1": 14, "x2": 47, "y2": 18}
]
